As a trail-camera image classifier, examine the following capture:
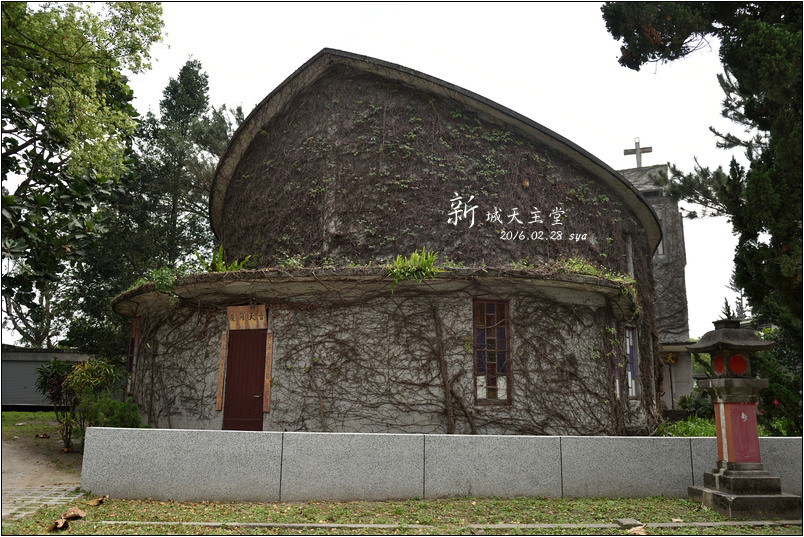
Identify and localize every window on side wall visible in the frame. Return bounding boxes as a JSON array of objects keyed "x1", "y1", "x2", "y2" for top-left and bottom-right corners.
[
  {"x1": 625, "y1": 234, "x2": 635, "y2": 277},
  {"x1": 473, "y1": 300, "x2": 511, "y2": 404},
  {"x1": 625, "y1": 326, "x2": 639, "y2": 399},
  {"x1": 655, "y1": 209, "x2": 665, "y2": 256}
]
